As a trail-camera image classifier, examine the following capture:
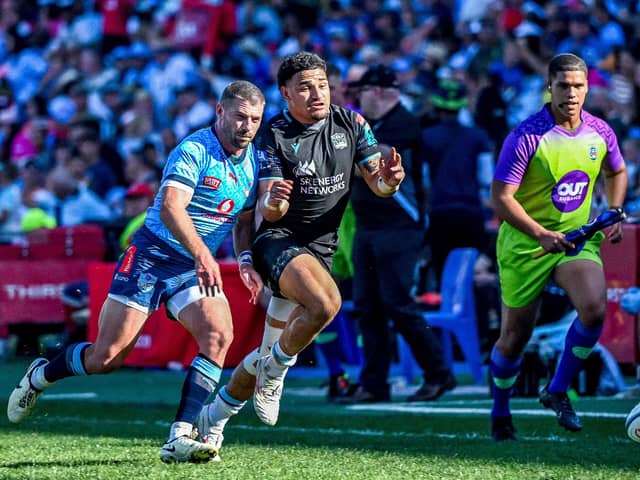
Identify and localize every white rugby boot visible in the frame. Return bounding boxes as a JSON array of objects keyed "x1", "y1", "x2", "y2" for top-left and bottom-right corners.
[
  {"x1": 253, "y1": 355, "x2": 289, "y2": 426},
  {"x1": 7, "y1": 358, "x2": 49, "y2": 423}
]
